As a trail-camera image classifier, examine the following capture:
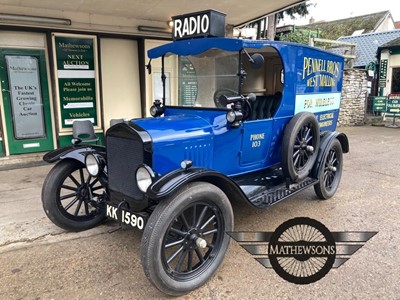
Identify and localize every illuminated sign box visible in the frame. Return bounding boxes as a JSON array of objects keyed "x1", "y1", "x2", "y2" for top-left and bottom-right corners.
[{"x1": 172, "y1": 10, "x2": 226, "y2": 41}]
